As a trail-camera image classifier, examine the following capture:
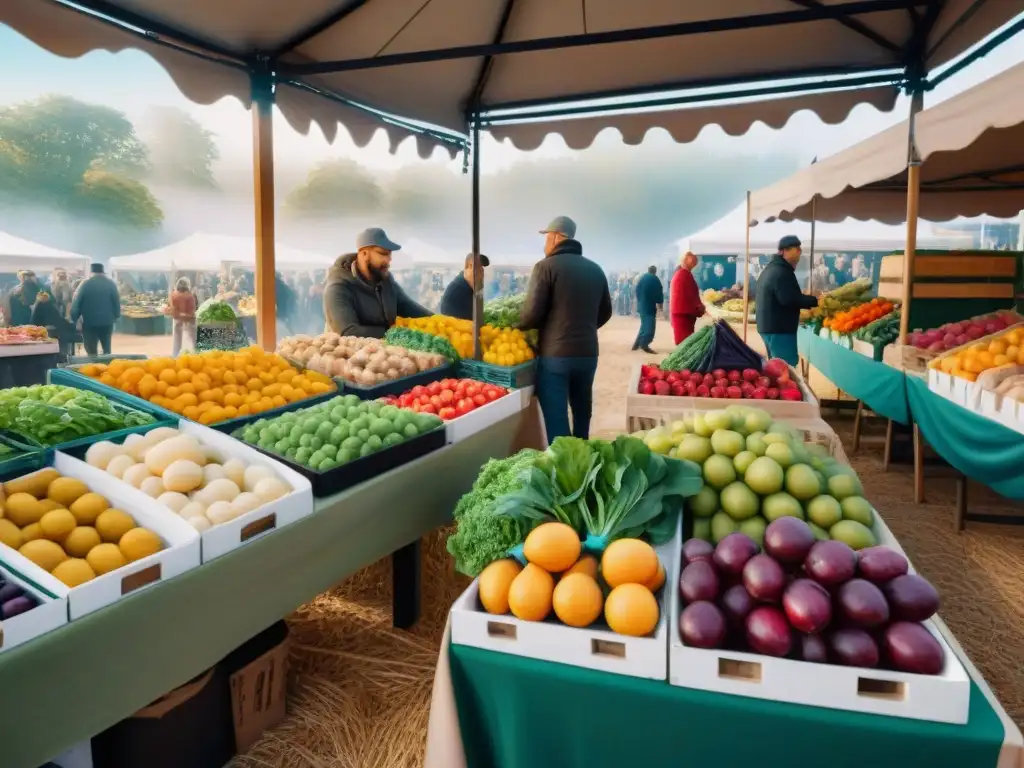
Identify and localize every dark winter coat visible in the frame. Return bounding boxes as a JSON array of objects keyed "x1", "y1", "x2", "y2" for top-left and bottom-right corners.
[
  {"x1": 755, "y1": 255, "x2": 817, "y2": 335},
  {"x1": 323, "y1": 253, "x2": 430, "y2": 338}
]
